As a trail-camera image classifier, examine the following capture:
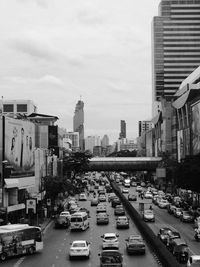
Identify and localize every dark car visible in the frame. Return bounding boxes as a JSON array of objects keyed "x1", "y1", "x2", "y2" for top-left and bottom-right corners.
[
  {"x1": 125, "y1": 235, "x2": 145, "y2": 255},
  {"x1": 91, "y1": 198, "x2": 99, "y2": 206},
  {"x1": 128, "y1": 194, "x2": 137, "y2": 201},
  {"x1": 111, "y1": 197, "x2": 121, "y2": 208},
  {"x1": 172, "y1": 239, "x2": 189, "y2": 263},
  {"x1": 167, "y1": 204, "x2": 176, "y2": 214},
  {"x1": 180, "y1": 210, "x2": 194, "y2": 222},
  {"x1": 116, "y1": 216, "x2": 129, "y2": 229},
  {"x1": 157, "y1": 227, "x2": 173, "y2": 245},
  {"x1": 98, "y1": 250, "x2": 123, "y2": 267},
  {"x1": 166, "y1": 231, "x2": 181, "y2": 251},
  {"x1": 96, "y1": 213, "x2": 109, "y2": 225},
  {"x1": 114, "y1": 205, "x2": 125, "y2": 216}
]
